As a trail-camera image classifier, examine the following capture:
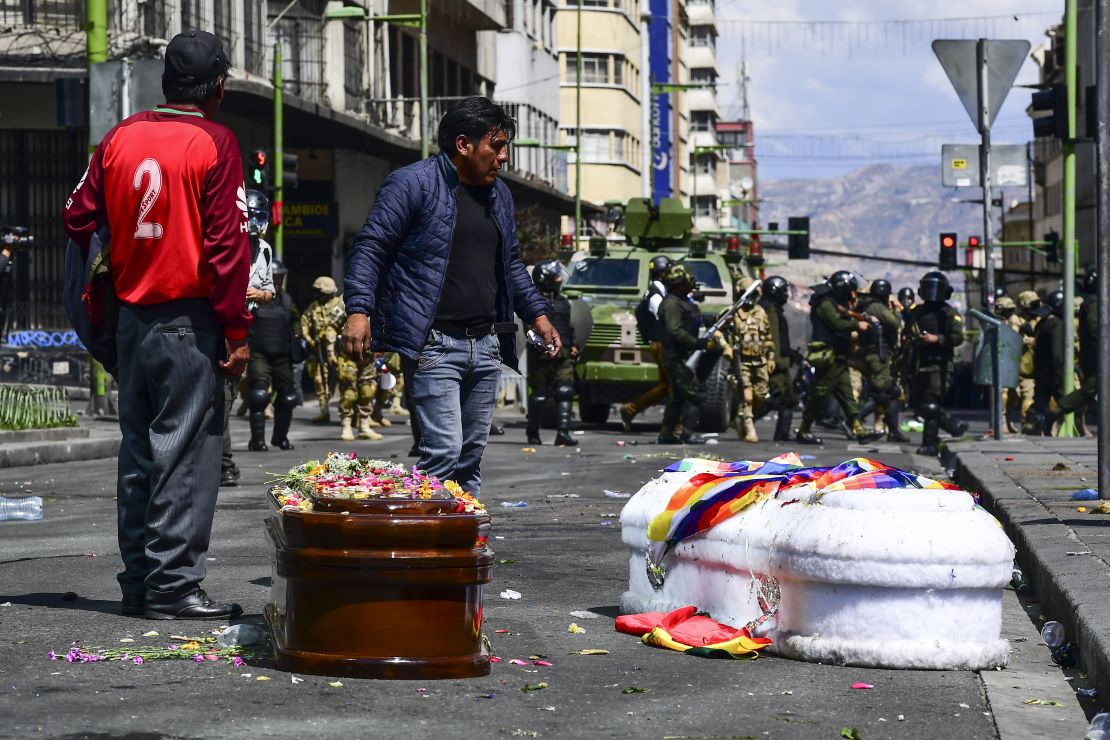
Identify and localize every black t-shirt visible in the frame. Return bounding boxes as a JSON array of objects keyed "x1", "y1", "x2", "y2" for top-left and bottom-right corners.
[{"x1": 434, "y1": 183, "x2": 499, "y2": 331}]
